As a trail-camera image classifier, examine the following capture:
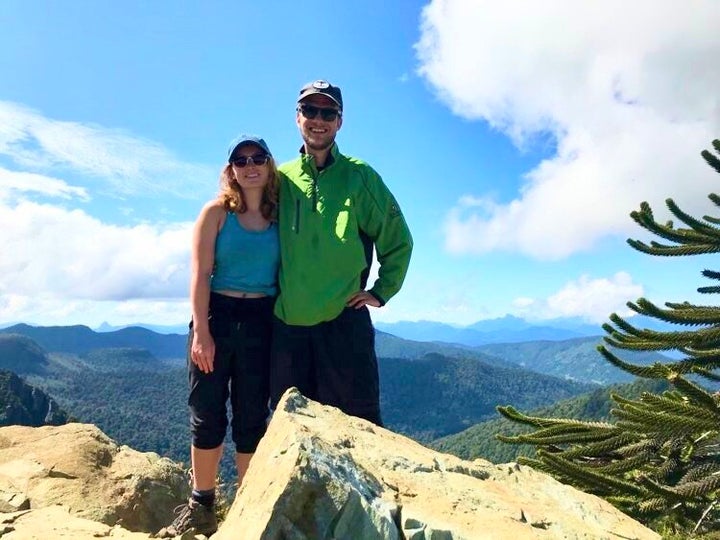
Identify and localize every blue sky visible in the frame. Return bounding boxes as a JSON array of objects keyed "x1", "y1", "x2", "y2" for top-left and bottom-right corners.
[{"x1": 1, "y1": 0, "x2": 719, "y2": 329}]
